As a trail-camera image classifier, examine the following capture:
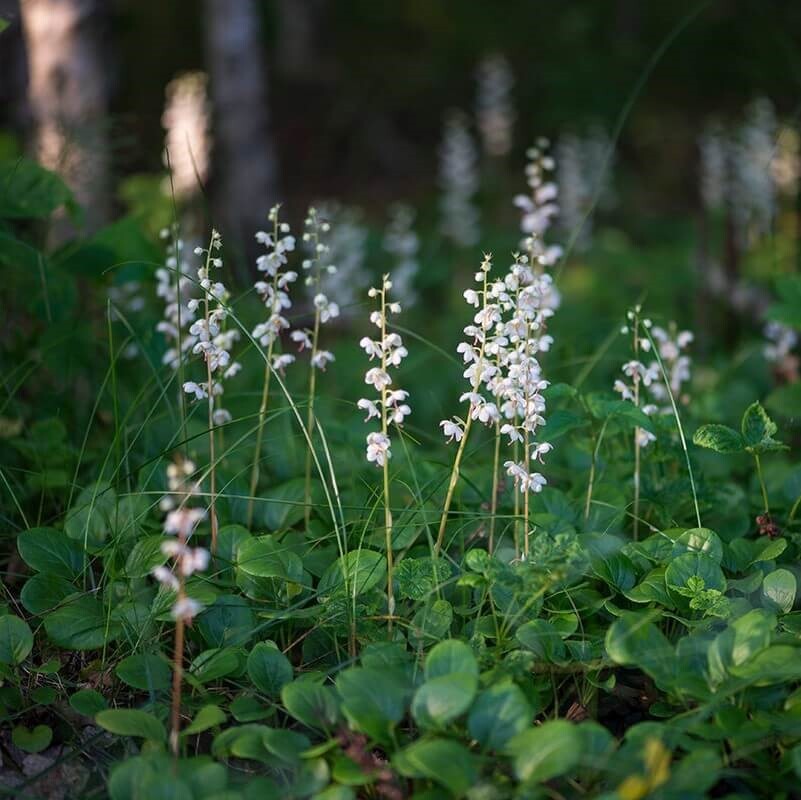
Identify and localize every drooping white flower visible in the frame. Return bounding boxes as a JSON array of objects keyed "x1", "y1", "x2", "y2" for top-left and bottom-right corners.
[
  {"x1": 439, "y1": 111, "x2": 480, "y2": 247},
  {"x1": 475, "y1": 53, "x2": 515, "y2": 158},
  {"x1": 251, "y1": 205, "x2": 297, "y2": 379},
  {"x1": 383, "y1": 204, "x2": 420, "y2": 308},
  {"x1": 440, "y1": 418, "x2": 465, "y2": 443},
  {"x1": 155, "y1": 228, "x2": 198, "y2": 371},
  {"x1": 646, "y1": 323, "x2": 694, "y2": 411},
  {"x1": 358, "y1": 275, "x2": 411, "y2": 467},
  {"x1": 182, "y1": 229, "x2": 241, "y2": 426},
  {"x1": 153, "y1": 458, "x2": 208, "y2": 624},
  {"x1": 556, "y1": 125, "x2": 615, "y2": 252}
]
